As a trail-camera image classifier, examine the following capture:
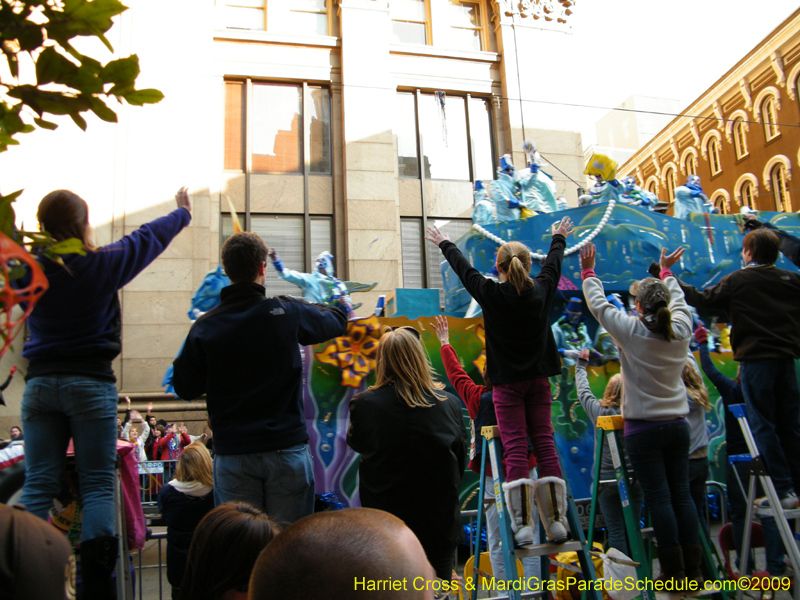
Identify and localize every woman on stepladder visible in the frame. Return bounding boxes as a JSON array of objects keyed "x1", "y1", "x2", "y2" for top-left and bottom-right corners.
[
  {"x1": 580, "y1": 242, "x2": 703, "y2": 593},
  {"x1": 18, "y1": 187, "x2": 191, "y2": 597},
  {"x1": 426, "y1": 217, "x2": 573, "y2": 546}
]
